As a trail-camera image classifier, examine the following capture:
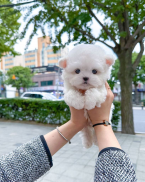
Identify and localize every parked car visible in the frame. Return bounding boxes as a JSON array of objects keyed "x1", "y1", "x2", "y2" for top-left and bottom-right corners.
[{"x1": 21, "y1": 92, "x2": 58, "y2": 101}]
